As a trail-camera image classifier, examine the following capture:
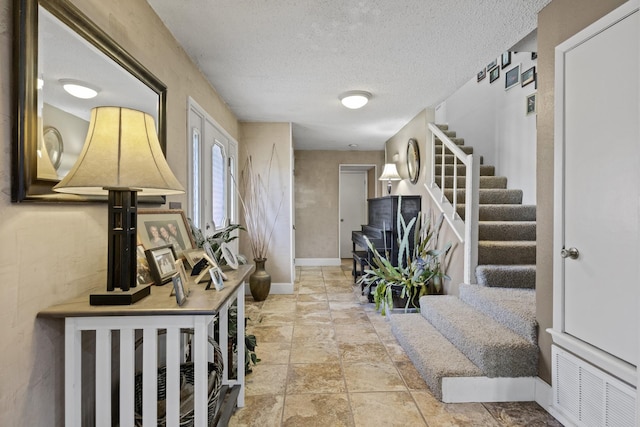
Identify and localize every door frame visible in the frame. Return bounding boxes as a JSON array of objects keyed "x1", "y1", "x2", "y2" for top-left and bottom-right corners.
[{"x1": 338, "y1": 164, "x2": 377, "y2": 259}]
